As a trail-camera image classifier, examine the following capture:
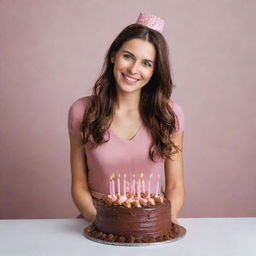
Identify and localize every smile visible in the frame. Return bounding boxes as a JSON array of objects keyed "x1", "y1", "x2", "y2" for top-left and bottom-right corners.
[{"x1": 122, "y1": 73, "x2": 139, "y2": 84}]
